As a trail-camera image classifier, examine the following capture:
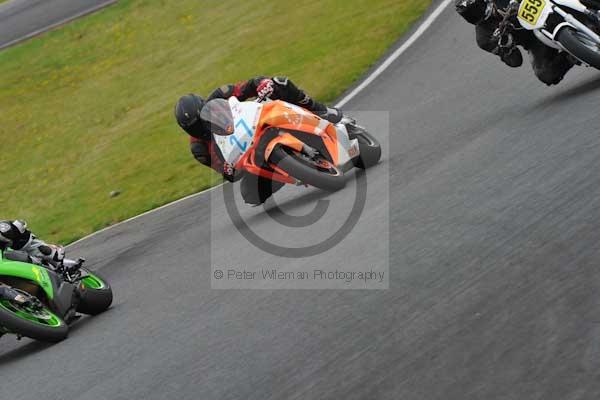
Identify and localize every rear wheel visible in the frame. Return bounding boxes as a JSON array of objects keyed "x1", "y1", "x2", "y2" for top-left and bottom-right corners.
[
  {"x1": 348, "y1": 125, "x2": 381, "y2": 169},
  {"x1": 77, "y1": 270, "x2": 112, "y2": 315},
  {"x1": 556, "y1": 27, "x2": 600, "y2": 69},
  {"x1": 269, "y1": 146, "x2": 346, "y2": 191},
  {"x1": 0, "y1": 295, "x2": 68, "y2": 342}
]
